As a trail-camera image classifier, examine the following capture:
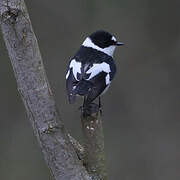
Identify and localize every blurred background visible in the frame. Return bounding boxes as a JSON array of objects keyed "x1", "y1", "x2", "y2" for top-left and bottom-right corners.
[{"x1": 0, "y1": 0, "x2": 180, "y2": 179}]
